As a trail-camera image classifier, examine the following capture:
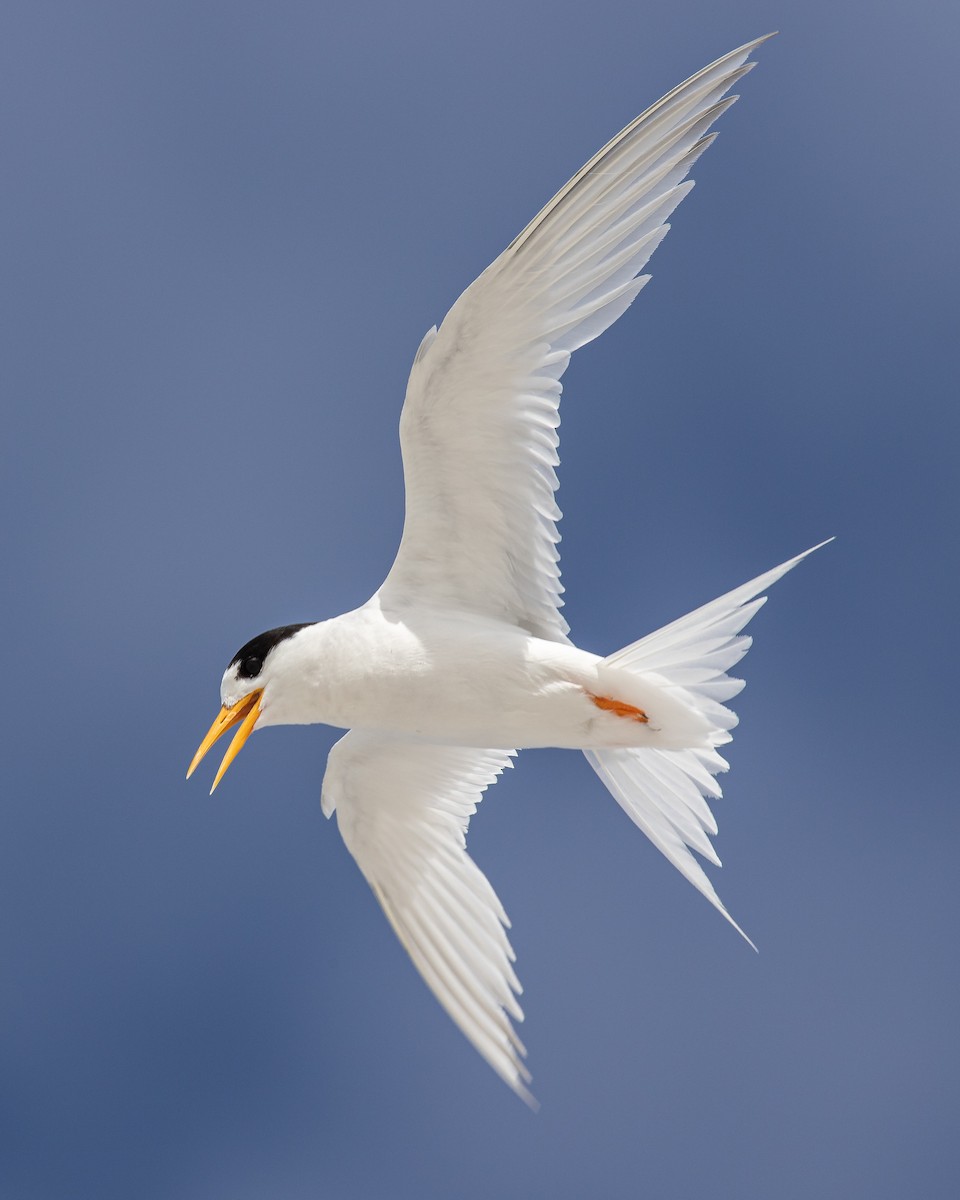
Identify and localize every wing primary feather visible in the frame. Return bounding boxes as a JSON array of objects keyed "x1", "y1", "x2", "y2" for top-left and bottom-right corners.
[
  {"x1": 525, "y1": 97, "x2": 738, "y2": 271},
  {"x1": 506, "y1": 36, "x2": 772, "y2": 258}
]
